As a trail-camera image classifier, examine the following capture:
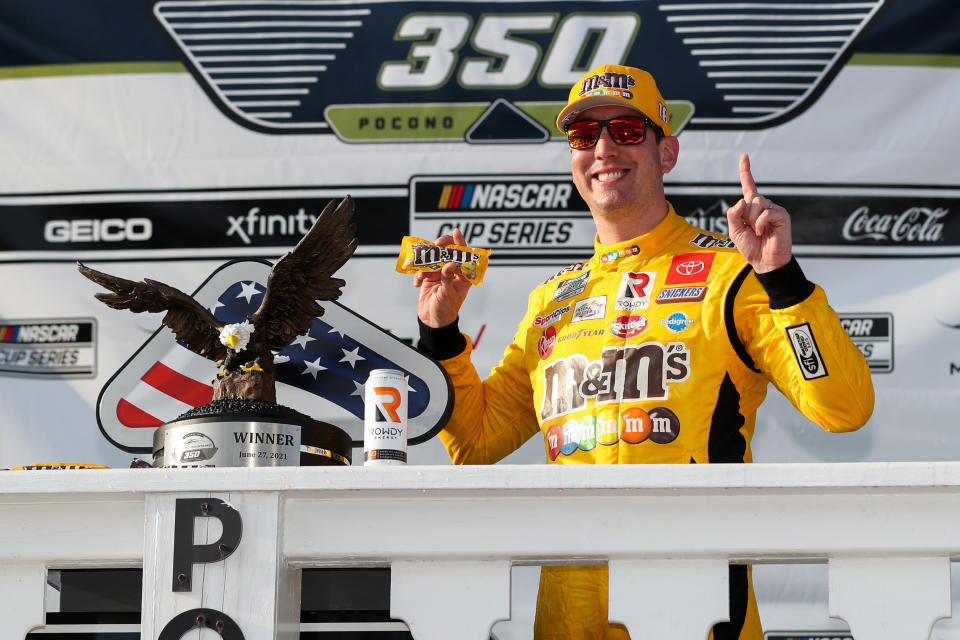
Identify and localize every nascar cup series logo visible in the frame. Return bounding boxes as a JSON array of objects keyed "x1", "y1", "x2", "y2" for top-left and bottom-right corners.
[
  {"x1": 553, "y1": 271, "x2": 590, "y2": 302},
  {"x1": 0, "y1": 318, "x2": 97, "y2": 378}
]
